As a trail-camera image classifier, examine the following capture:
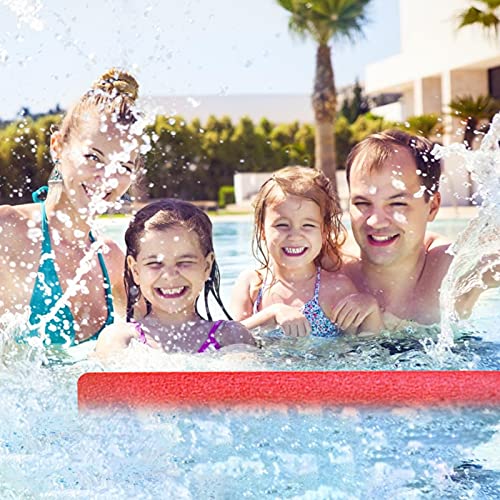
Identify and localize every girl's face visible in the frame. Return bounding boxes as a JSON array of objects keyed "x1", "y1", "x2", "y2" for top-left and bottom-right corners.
[
  {"x1": 262, "y1": 195, "x2": 324, "y2": 271},
  {"x1": 128, "y1": 226, "x2": 214, "y2": 321},
  {"x1": 52, "y1": 109, "x2": 139, "y2": 213}
]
